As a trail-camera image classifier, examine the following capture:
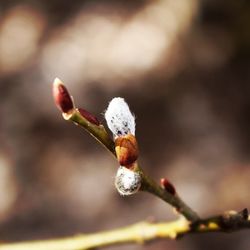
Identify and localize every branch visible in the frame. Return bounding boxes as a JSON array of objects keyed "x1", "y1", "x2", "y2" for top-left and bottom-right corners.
[
  {"x1": 48, "y1": 79, "x2": 249, "y2": 250},
  {"x1": 0, "y1": 210, "x2": 249, "y2": 250},
  {"x1": 52, "y1": 78, "x2": 199, "y2": 221},
  {"x1": 63, "y1": 105, "x2": 199, "y2": 222},
  {"x1": 63, "y1": 109, "x2": 115, "y2": 156},
  {"x1": 140, "y1": 171, "x2": 200, "y2": 221}
]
